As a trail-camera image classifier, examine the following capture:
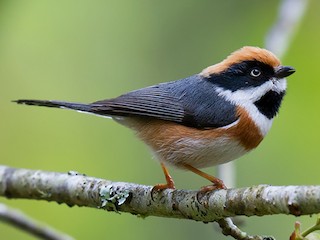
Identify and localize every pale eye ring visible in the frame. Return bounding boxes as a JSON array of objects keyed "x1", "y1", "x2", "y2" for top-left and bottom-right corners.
[{"x1": 250, "y1": 68, "x2": 261, "y2": 77}]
